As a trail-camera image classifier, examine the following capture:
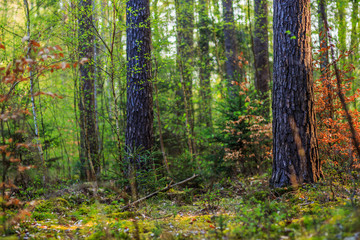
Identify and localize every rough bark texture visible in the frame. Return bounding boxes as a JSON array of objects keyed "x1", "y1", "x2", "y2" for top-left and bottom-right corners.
[
  {"x1": 78, "y1": 0, "x2": 99, "y2": 180},
  {"x1": 223, "y1": 0, "x2": 241, "y2": 96},
  {"x1": 198, "y1": 0, "x2": 212, "y2": 128},
  {"x1": 253, "y1": 0, "x2": 270, "y2": 116},
  {"x1": 125, "y1": 0, "x2": 153, "y2": 168},
  {"x1": 270, "y1": 0, "x2": 321, "y2": 188}
]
